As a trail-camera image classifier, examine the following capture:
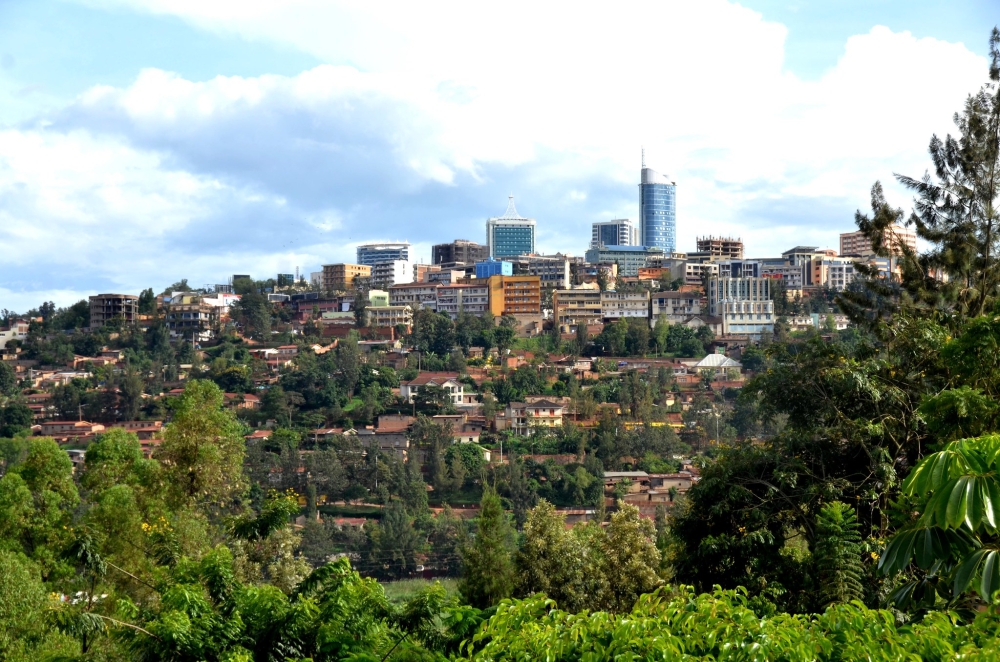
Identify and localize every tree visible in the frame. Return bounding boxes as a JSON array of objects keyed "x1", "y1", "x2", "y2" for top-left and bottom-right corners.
[
  {"x1": 155, "y1": 380, "x2": 245, "y2": 506},
  {"x1": 365, "y1": 501, "x2": 424, "y2": 580},
  {"x1": 0, "y1": 362, "x2": 16, "y2": 397},
  {"x1": 599, "y1": 502, "x2": 662, "y2": 612},
  {"x1": 0, "y1": 403, "x2": 32, "y2": 438},
  {"x1": 231, "y1": 291, "x2": 272, "y2": 339},
  {"x1": 813, "y1": 501, "x2": 865, "y2": 608},
  {"x1": 460, "y1": 487, "x2": 515, "y2": 608},
  {"x1": 515, "y1": 500, "x2": 587, "y2": 611},
  {"x1": 138, "y1": 287, "x2": 156, "y2": 314}
]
